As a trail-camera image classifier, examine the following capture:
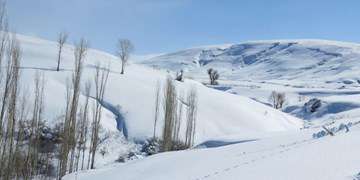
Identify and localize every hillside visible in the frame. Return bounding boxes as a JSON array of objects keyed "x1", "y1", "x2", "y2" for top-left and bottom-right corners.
[
  {"x1": 14, "y1": 35, "x2": 360, "y2": 180},
  {"x1": 142, "y1": 39, "x2": 360, "y2": 82},
  {"x1": 12, "y1": 34, "x2": 304, "y2": 169},
  {"x1": 64, "y1": 119, "x2": 360, "y2": 180},
  {"x1": 140, "y1": 40, "x2": 360, "y2": 124},
  {"x1": 15, "y1": 34, "x2": 360, "y2": 180}
]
